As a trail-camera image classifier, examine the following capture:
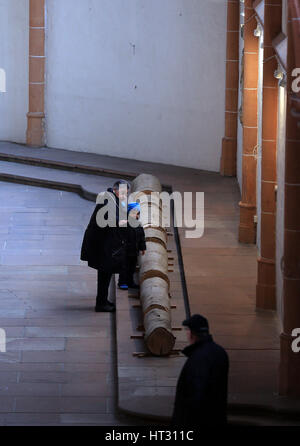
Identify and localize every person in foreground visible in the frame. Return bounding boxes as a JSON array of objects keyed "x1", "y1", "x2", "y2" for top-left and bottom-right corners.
[
  {"x1": 118, "y1": 202, "x2": 146, "y2": 290},
  {"x1": 172, "y1": 314, "x2": 229, "y2": 427},
  {"x1": 81, "y1": 180, "x2": 129, "y2": 312}
]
